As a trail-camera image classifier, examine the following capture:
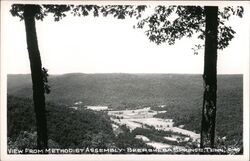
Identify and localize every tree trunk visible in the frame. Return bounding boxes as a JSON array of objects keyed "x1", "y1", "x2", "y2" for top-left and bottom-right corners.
[
  {"x1": 23, "y1": 5, "x2": 48, "y2": 151},
  {"x1": 200, "y1": 6, "x2": 219, "y2": 150}
]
